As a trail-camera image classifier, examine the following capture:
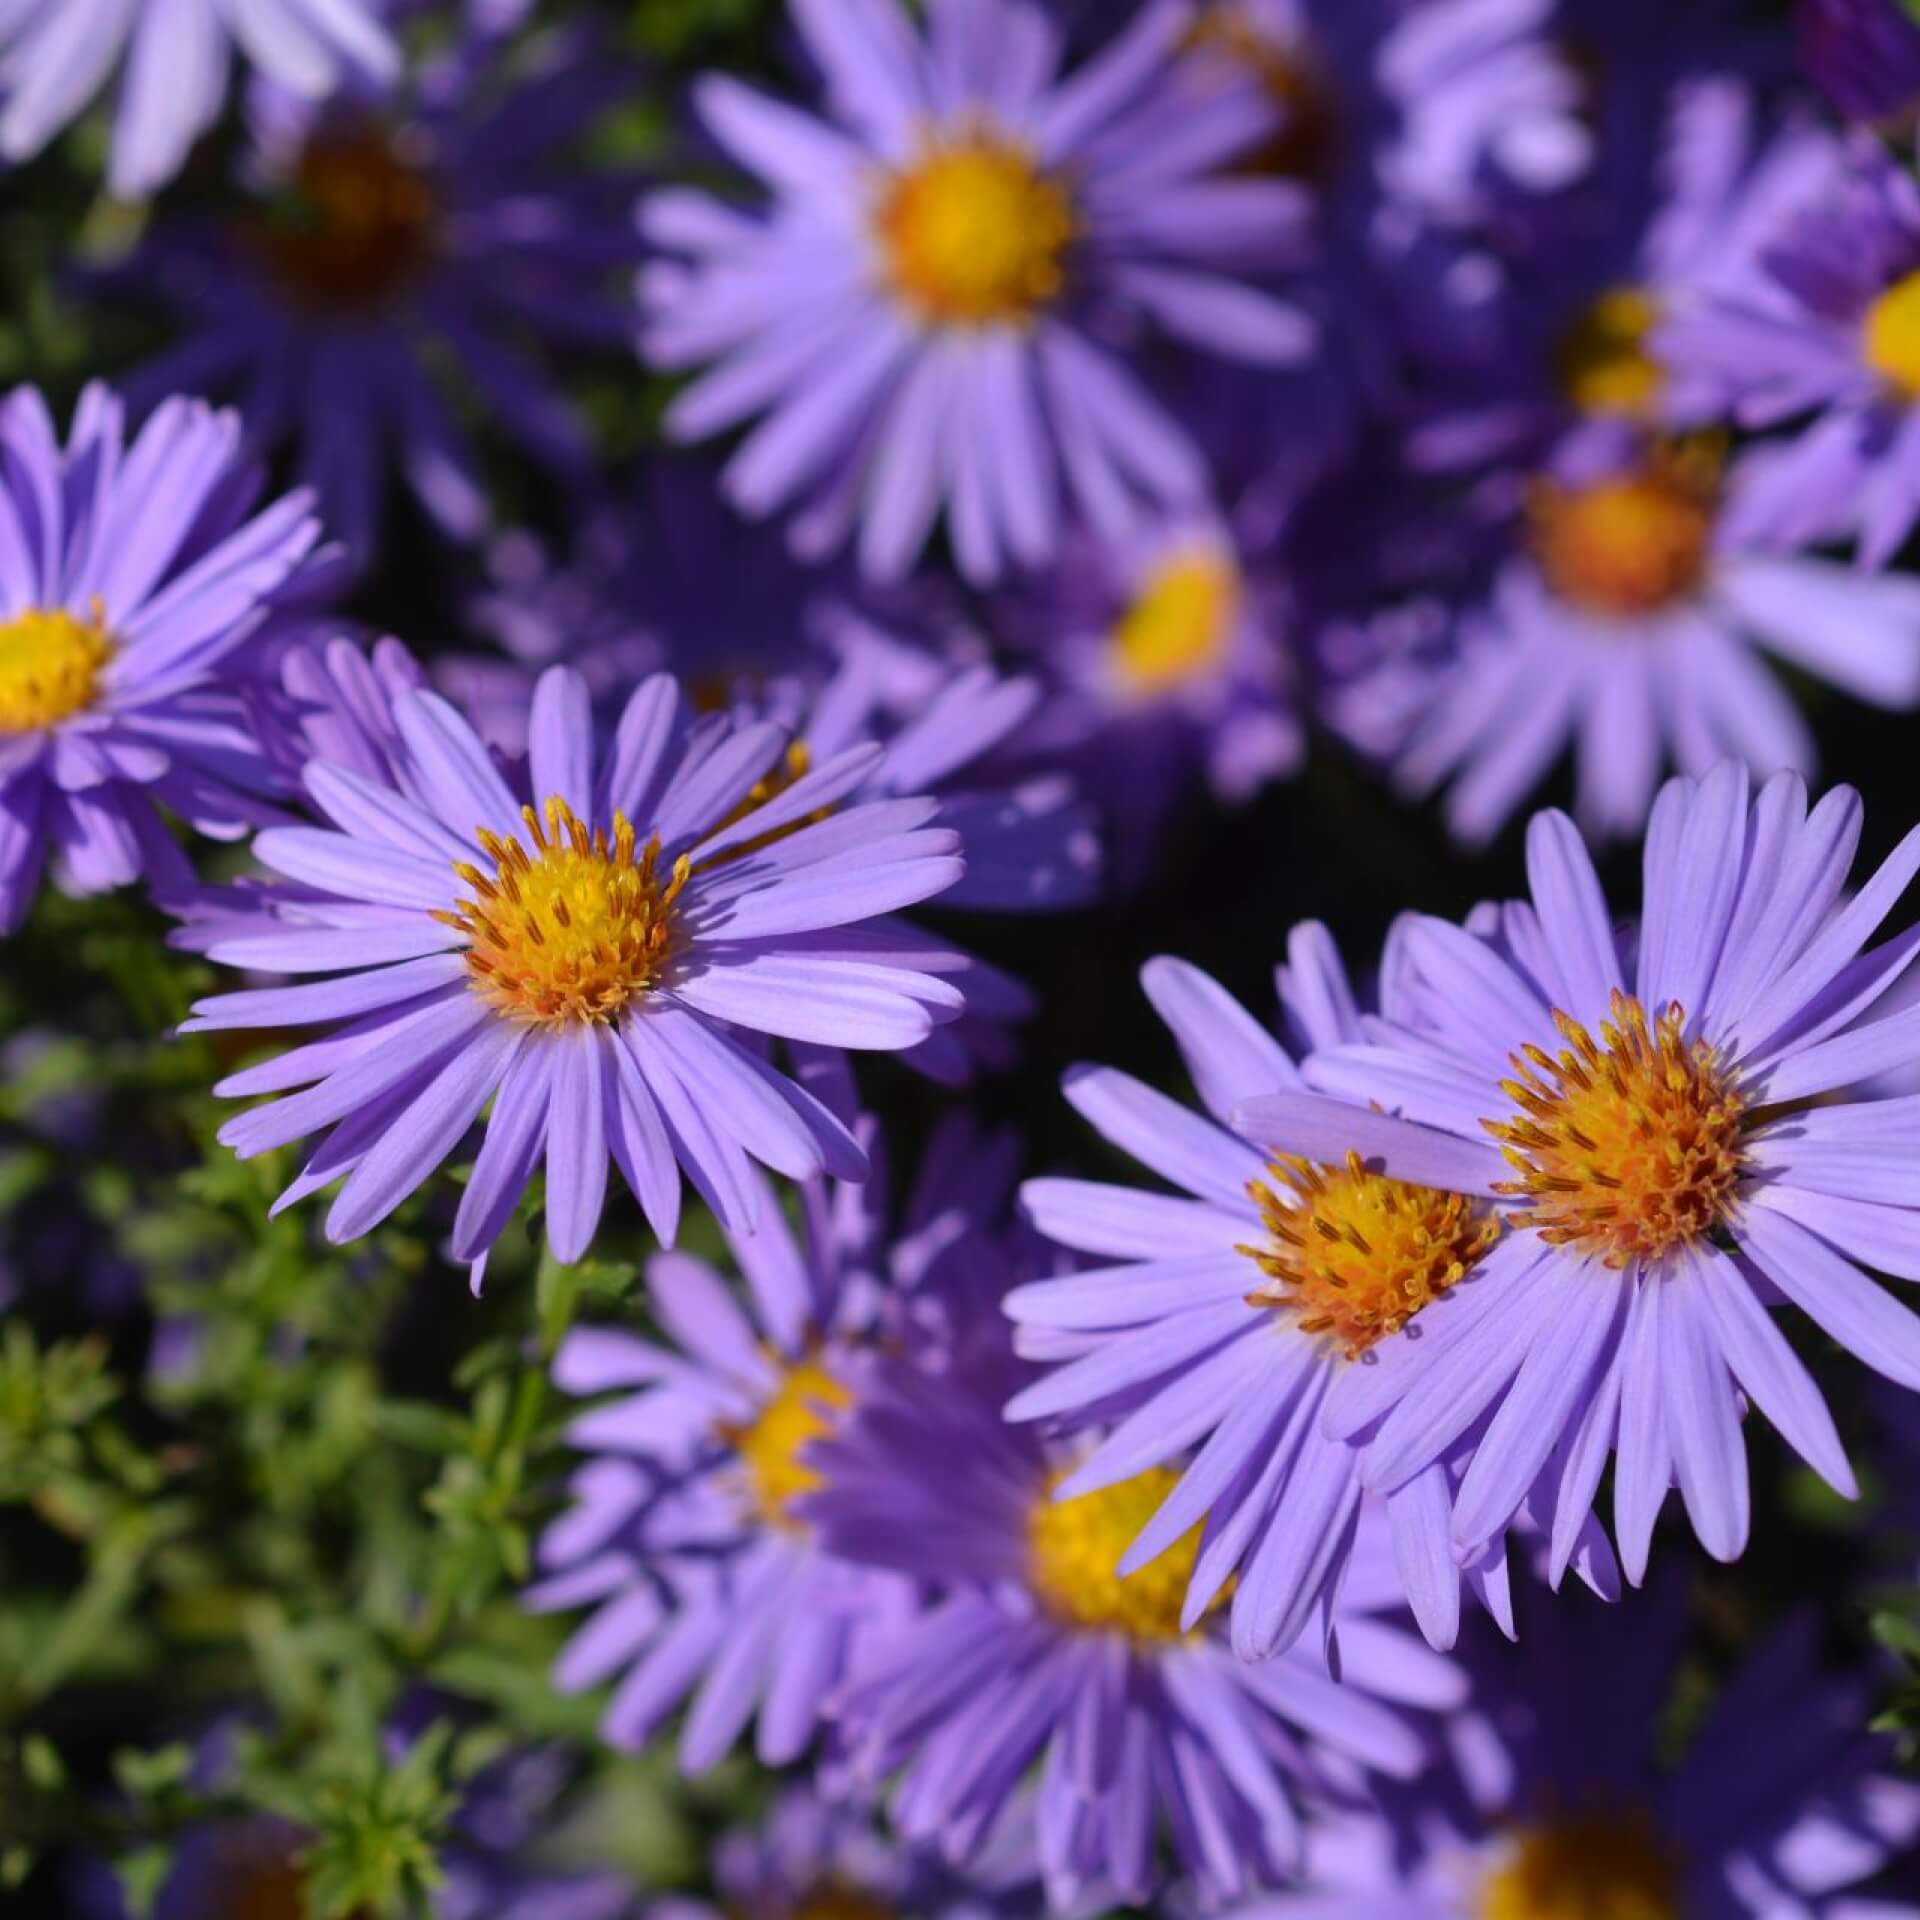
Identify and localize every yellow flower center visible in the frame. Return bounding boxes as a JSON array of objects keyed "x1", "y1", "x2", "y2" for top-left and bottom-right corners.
[
  {"x1": 1483, "y1": 991, "x2": 1746, "y2": 1268},
  {"x1": 1028, "y1": 1466, "x2": 1215, "y2": 1642},
  {"x1": 1864, "y1": 269, "x2": 1920, "y2": 398},
  {"x1": 876, "y1": 132, "x2": 1074, "y2": 328},
  {"x1": 1110, "y1": 548, "x2": 1240, "y2": 694},
  {"x1": 1187, "y1": 8, "x2": 1341, "y2": 180},
  {"x1": 1529, "y1": 447, "x2": 1716, "y2": 618},
  {"x1": 1241, "y1": 1151, "x2": 1503, "y2": 1358},
  {"x1": 719, "y1": 1357, "x2": 852, "y2": 1532},
  {"x1": 0, "y1": 605, "x2": 112, "y2": 732},
  {"x1": 1558, "y1": 286, "x2": 1665, "y2": 417},
  {"x1": 700, "y1": 740, "x2": 826, "y2": 869},
  {"x1": 435, "y1": 796, "x2": 690, "y2": 1027},
  {"x1": 1478, "y1": 1812, "x2": 1680, "y2": 1920},
  {"x1": 258, "y1": 127, "x2": 437, "y2": 313}
]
